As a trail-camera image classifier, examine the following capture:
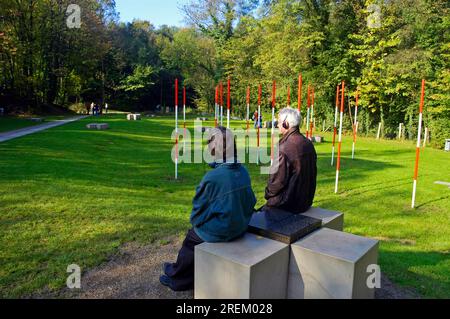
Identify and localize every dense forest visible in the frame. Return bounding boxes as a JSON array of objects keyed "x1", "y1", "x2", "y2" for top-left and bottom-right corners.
[{"x1": 0, "y1": 0, "x2": 449, "y2": 147}]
